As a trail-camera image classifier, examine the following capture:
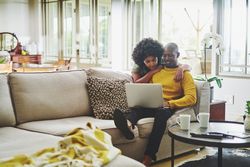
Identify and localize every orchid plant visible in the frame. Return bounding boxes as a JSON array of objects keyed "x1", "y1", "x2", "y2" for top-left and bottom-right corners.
[
  {"x1": 199, "y1": 32, "x2": 224, "y2": 83},
  {"x1": 201, "y1": 32, "x2": 224, "y2": 57}
]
